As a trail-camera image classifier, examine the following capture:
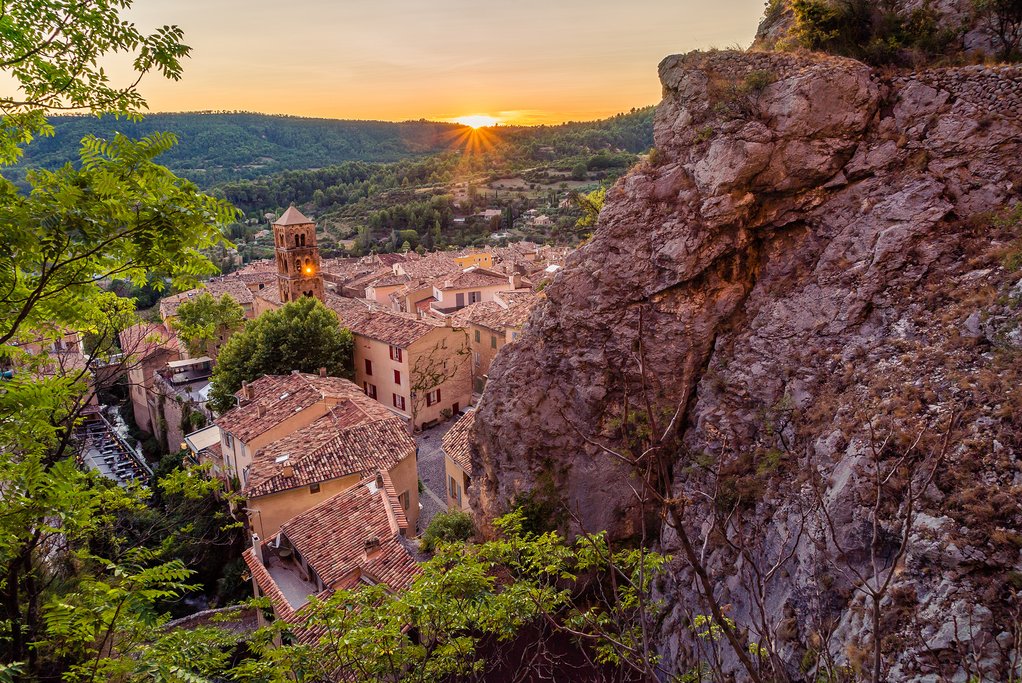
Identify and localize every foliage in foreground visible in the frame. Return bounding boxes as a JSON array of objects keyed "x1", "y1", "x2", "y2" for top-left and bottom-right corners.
[
  {"x1": 235, "y1": 510, "x2": 674, "y2": 682},
  {"x1": 207, "y1": 296, "x2": 354, "y2": 413},
  {"x1": 170, "y1": 291, "x2": 246, "y2": 358},
  {"x1": 419, "y1": 509, "x2": 475, "y2": 553}
]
